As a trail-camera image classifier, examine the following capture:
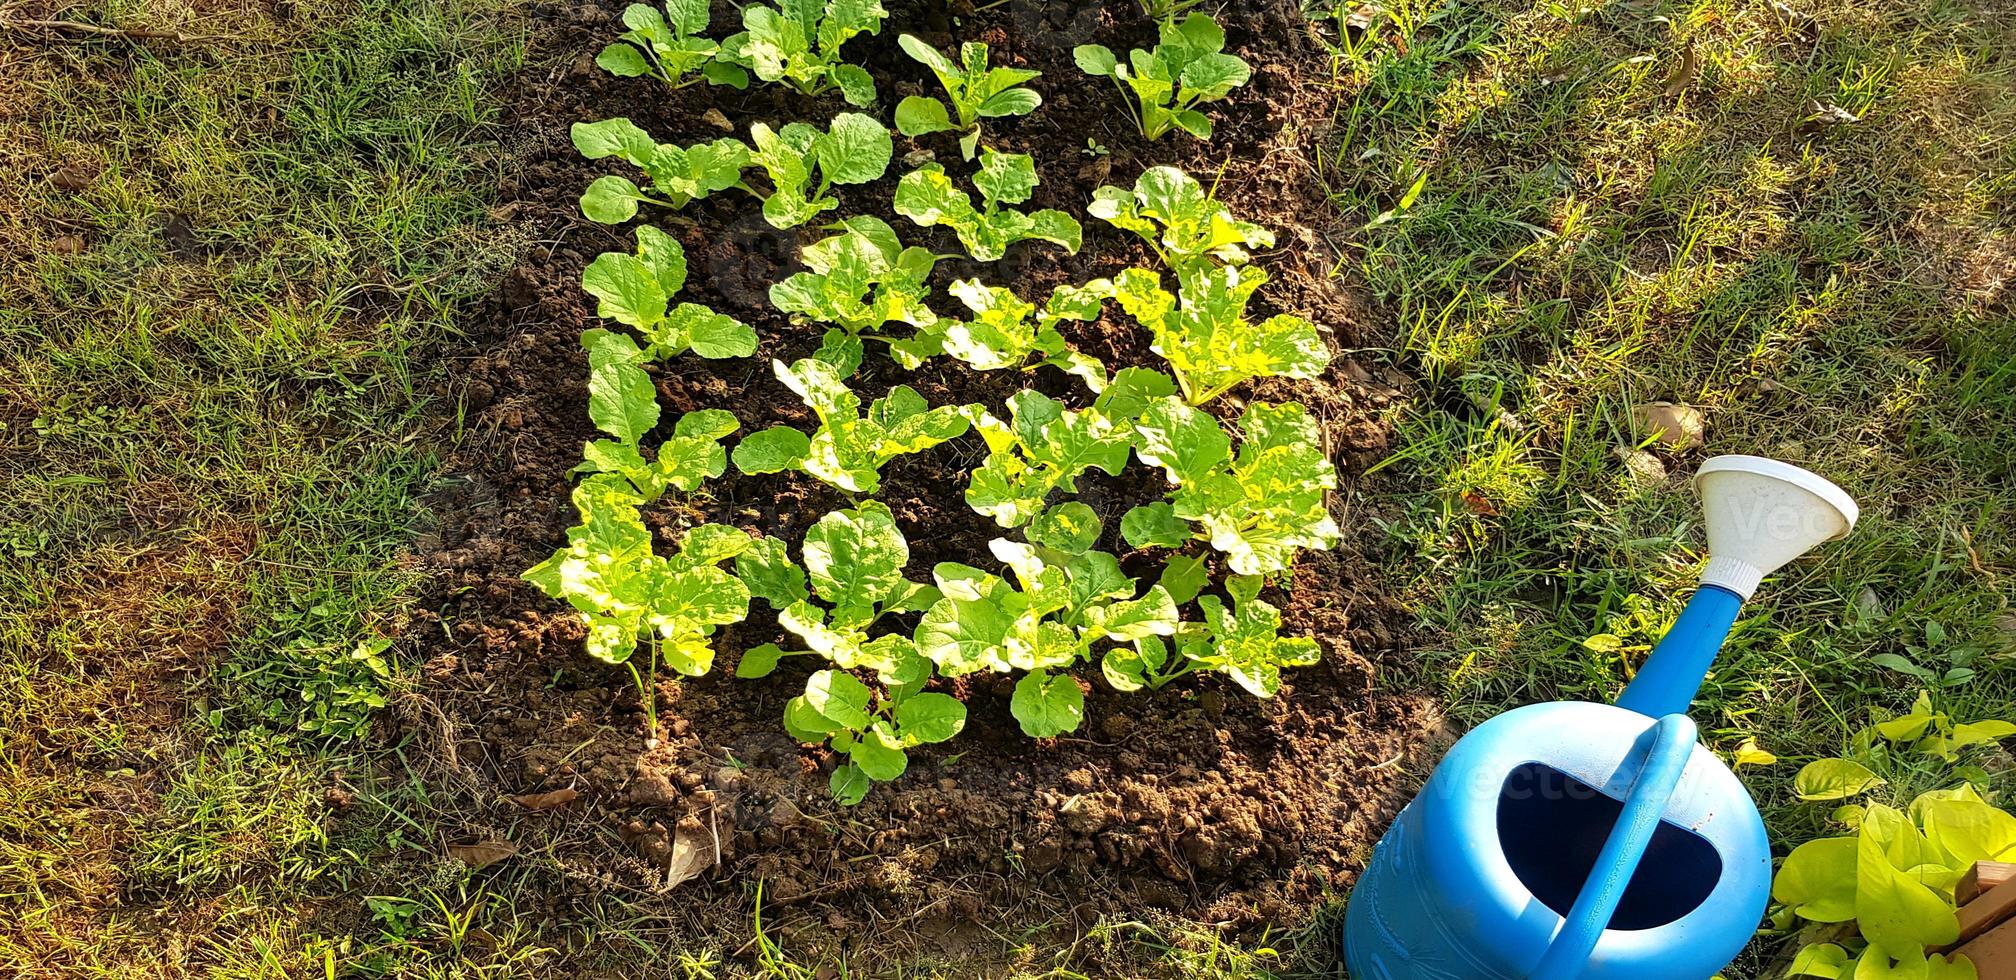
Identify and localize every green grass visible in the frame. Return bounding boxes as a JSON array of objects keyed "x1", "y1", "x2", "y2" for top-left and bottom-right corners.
[{"x1": 0, "y1": 0, "x2": 527, "y2": 973}]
